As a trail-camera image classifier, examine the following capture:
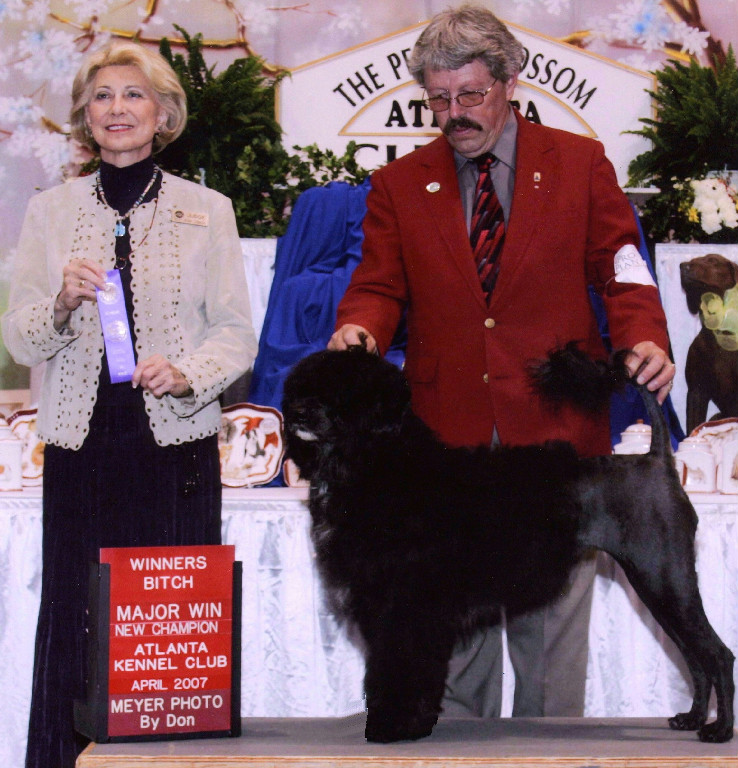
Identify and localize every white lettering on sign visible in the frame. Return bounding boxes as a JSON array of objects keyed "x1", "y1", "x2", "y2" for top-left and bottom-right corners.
[
  {"x1": 188, "y1": 602, "x2": 222, "y2": 618},
  {"x1": 116, "y1": 603, "x2": 180, "y2": 621},
  {"x1": 170, "y1": 694, "x2": 224, "y2": 710},
  {"x1": 151, "y1": 620, "x2": 220, "y2": 635},
  {"x1": 113, "y1": 657, "x2": 179, "y2": 672},
  {"x1": 129, "y1": 555, "x2": 208, "y2": 571},
  {"x1": 133, "y1": 641, "x2": 209, "y2": 656},
  {"x1": 143, "y1": 575, "x2": 194, "y2": 590}
]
